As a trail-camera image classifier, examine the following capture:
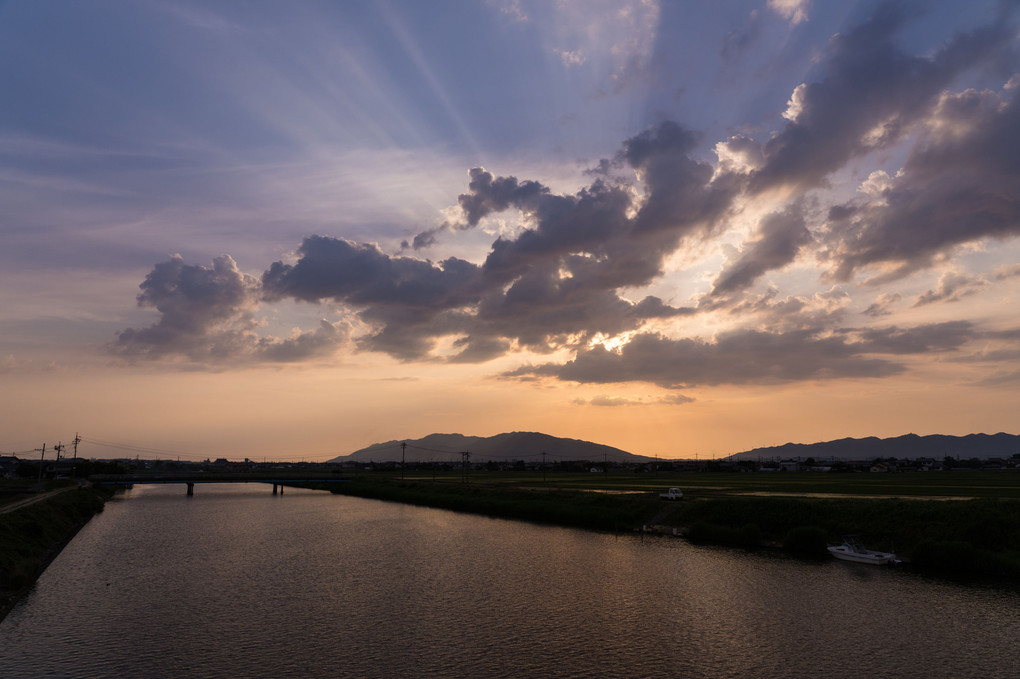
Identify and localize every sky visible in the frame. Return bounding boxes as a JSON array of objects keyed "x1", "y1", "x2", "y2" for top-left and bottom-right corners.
[{"x1": 1, "y1": 0, "x2": 1018, "y2": 462}]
